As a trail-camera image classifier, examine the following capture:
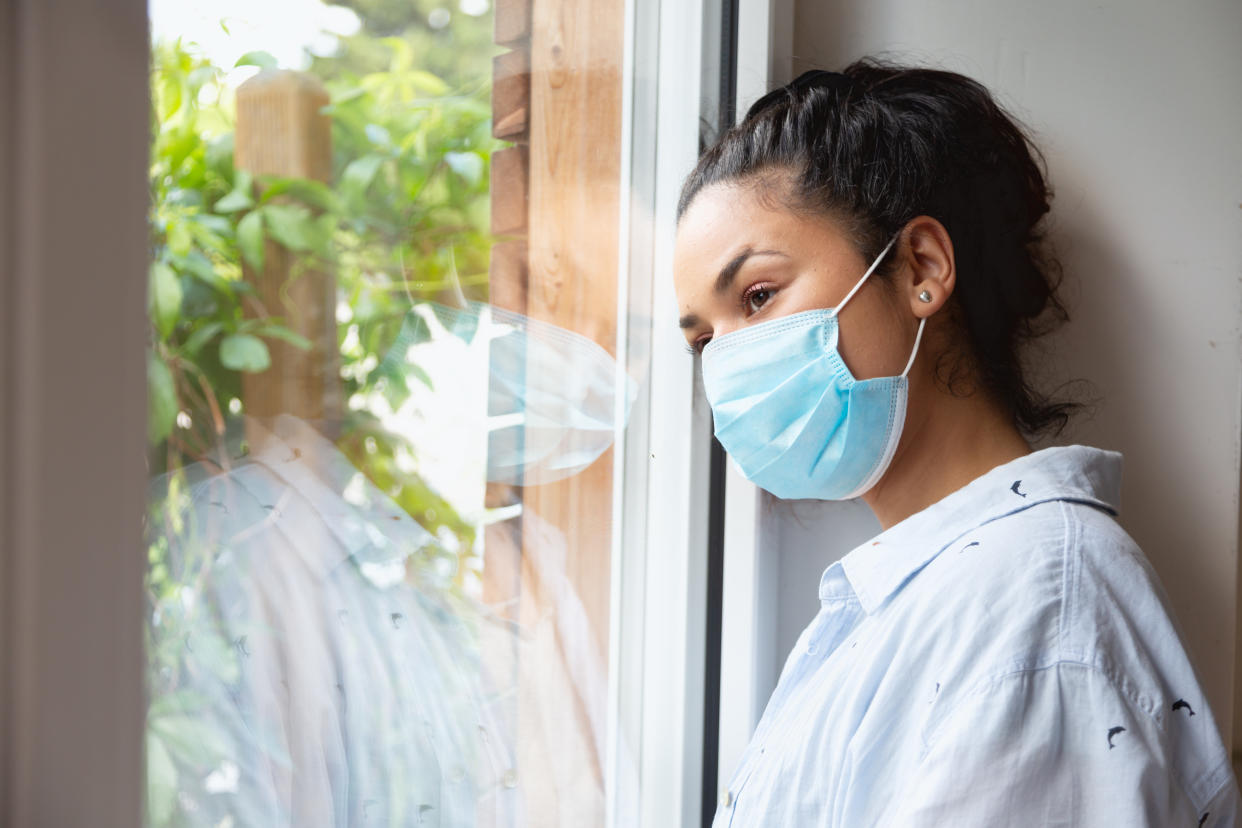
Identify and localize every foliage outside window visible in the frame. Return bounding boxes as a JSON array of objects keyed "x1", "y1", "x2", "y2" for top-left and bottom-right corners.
[{"x1": 145, "y1": 10, "x2": 504, "y2": 821}]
